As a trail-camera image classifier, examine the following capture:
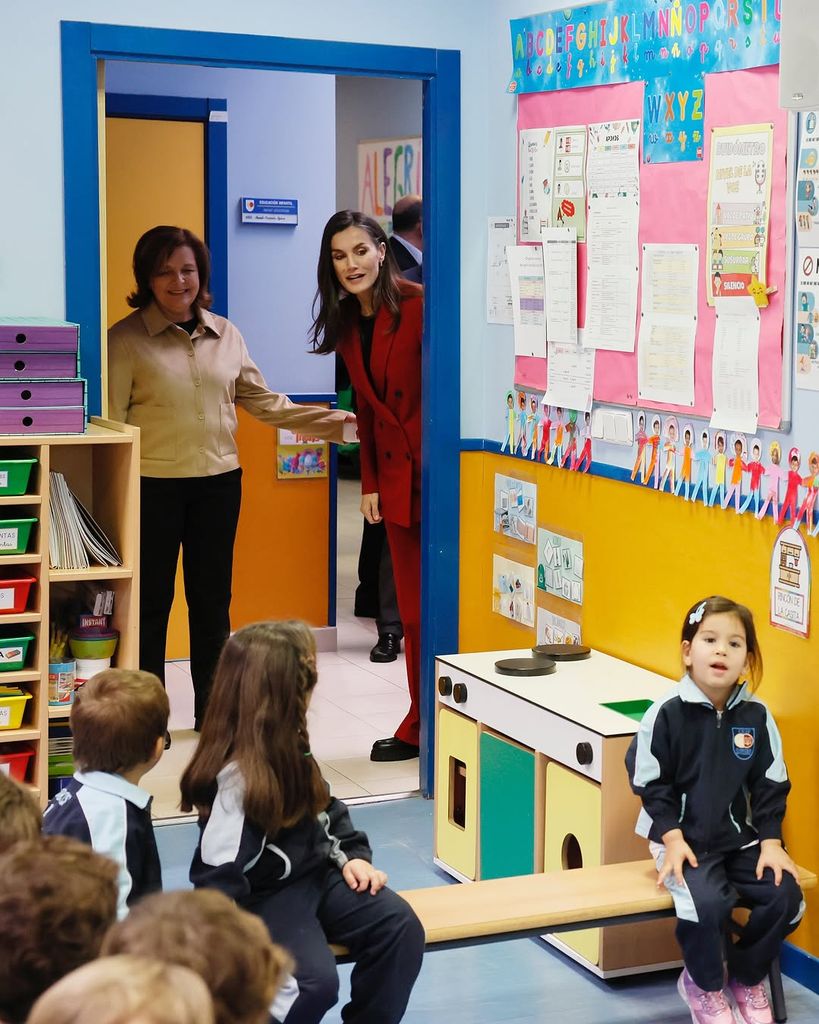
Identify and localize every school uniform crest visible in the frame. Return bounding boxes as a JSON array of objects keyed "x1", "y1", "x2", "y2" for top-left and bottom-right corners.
[{"x1": 732, "y1": 727, "x2": 756, "y2": 760}]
